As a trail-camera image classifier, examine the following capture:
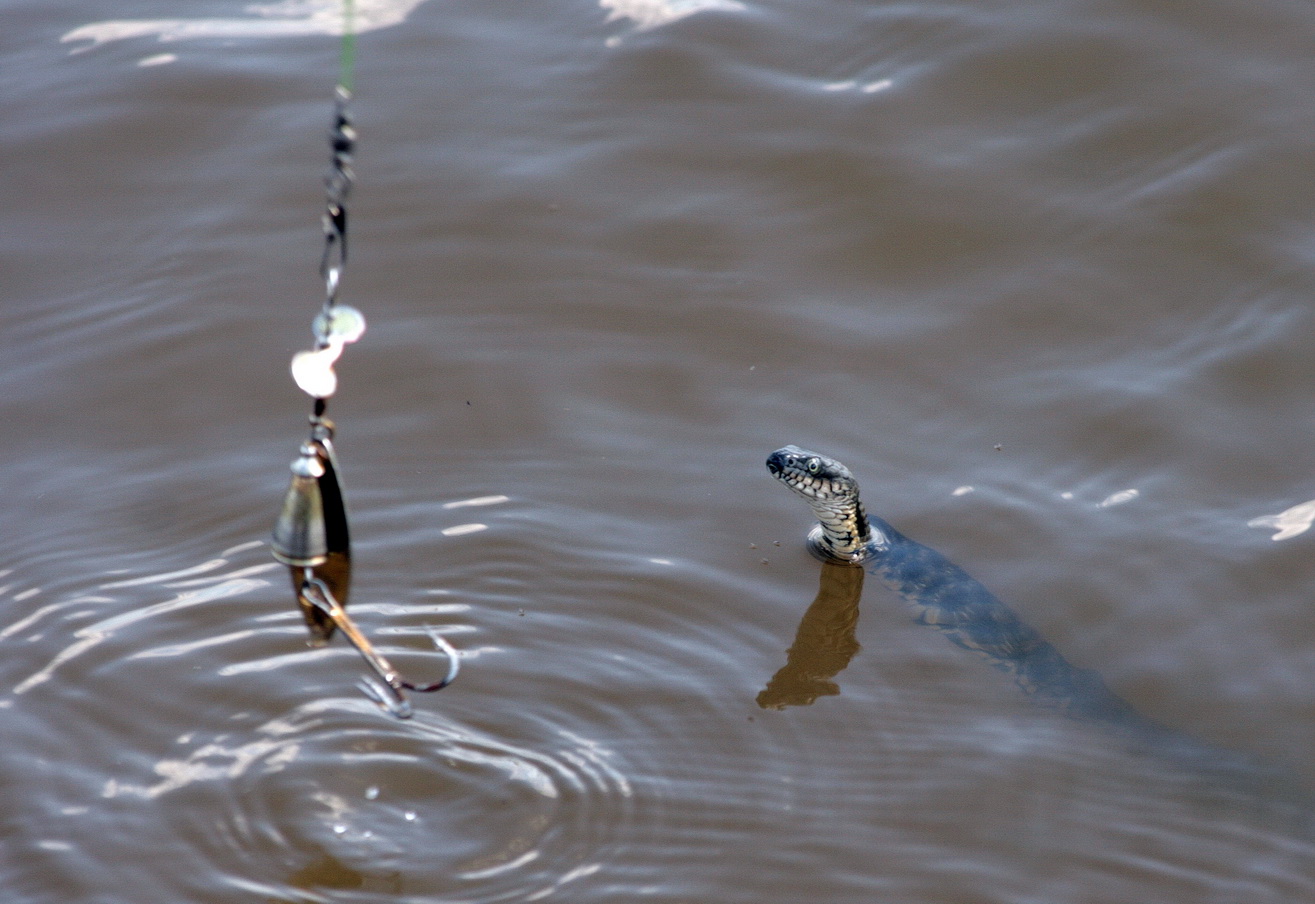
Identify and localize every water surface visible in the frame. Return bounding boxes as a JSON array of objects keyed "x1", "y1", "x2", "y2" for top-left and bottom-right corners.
[{"x1": 4, "y1": 0, "x2": 1315, "y2": 901}]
